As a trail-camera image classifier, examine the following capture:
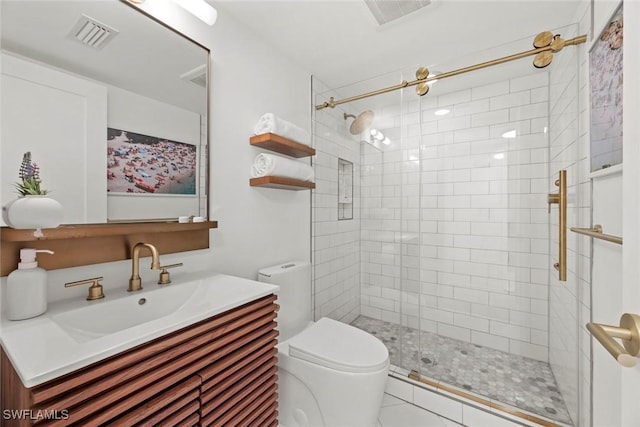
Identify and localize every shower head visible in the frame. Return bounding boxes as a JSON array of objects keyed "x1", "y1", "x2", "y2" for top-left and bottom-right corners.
[{"x1": 344, "y1": 110, "x2": 374, "y2": 135}]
